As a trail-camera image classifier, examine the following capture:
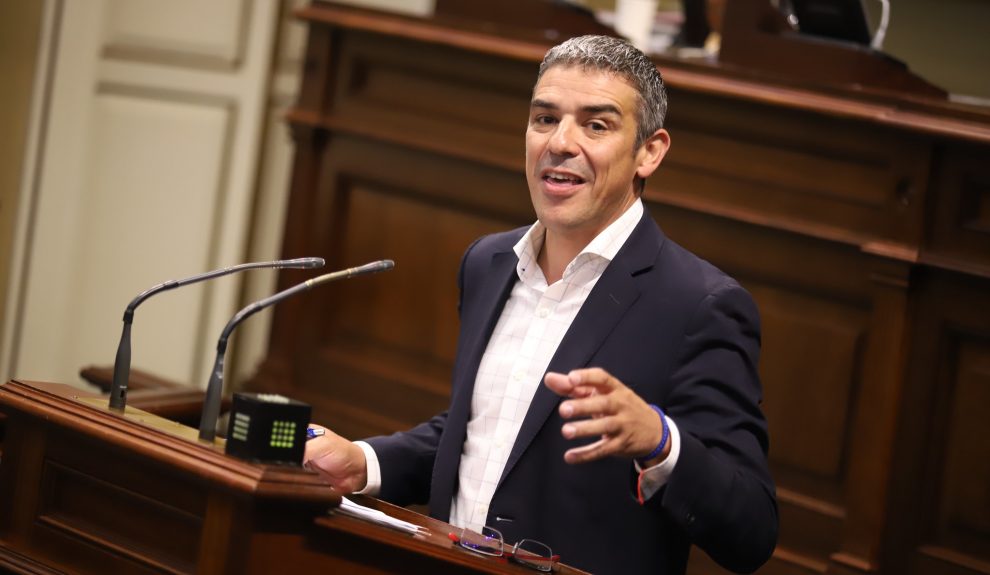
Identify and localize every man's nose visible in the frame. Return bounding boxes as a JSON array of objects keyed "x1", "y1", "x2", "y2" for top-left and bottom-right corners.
[{"x1": 548, "y1": 119, "x2": 579, "y2": 156}]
